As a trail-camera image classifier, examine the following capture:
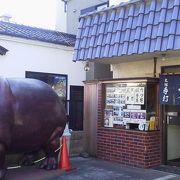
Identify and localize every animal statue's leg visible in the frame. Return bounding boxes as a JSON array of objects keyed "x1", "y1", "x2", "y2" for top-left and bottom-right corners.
[
  {"x1": 39, "y1": 126, "x2": 65, "y2": 170},
  {"x1": 19, "y1": 152, "x2": 36, "y2": 166},
  {"x1": 0, "y1": 143, "x2": 6, "y2": 180}
]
